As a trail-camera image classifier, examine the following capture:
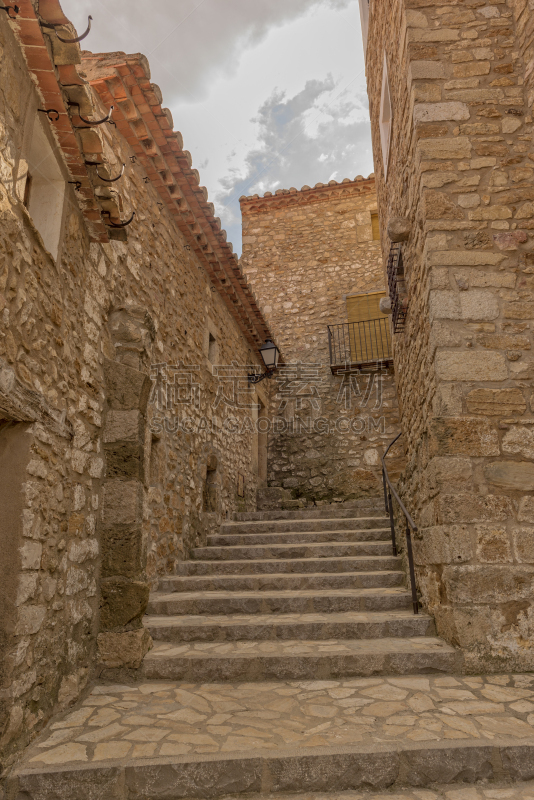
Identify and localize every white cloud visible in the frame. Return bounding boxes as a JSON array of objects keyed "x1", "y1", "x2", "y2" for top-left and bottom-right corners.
[
  {"x1": 215, "y1": 77, "x2": 373, "y2": 251},
  {"x1": 62, "y1": 0, "x2": 353, "y2": 102}
]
